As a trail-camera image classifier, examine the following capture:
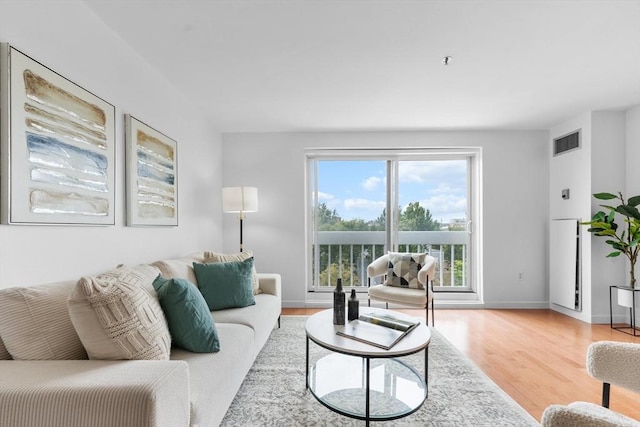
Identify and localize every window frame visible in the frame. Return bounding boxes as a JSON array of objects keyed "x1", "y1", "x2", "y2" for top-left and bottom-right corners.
[{"x1": 305, "y1": 147, "x2": 482, "y2": 297}]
